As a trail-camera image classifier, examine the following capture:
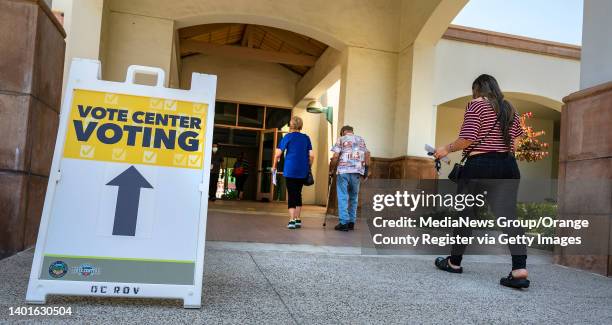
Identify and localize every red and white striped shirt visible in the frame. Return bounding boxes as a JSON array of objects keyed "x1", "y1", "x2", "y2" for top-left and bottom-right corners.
[{"x1": 458, "y1": 98, "x2": 523, "y2": 155}]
